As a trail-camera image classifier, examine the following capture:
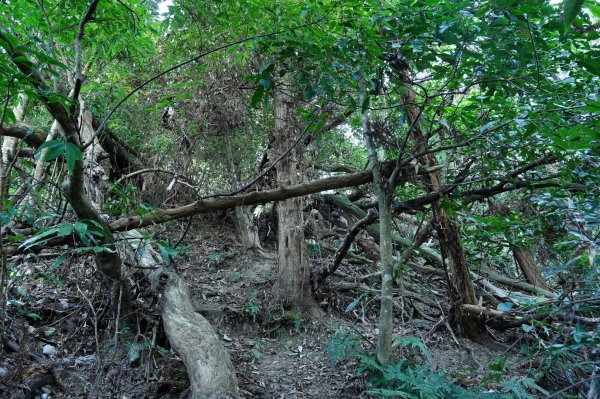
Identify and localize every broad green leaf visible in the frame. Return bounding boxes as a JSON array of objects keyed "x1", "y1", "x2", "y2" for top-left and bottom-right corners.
[
  {"x1": 3, "y1": 108, "x2": 16, "y2": 124},
  {"x1": 157, "y1": 241, "x2": 180, "y2": 265},
  {"x1": 19, "y1": 228, "x2": 61, "y2": 250},
  {"x1": 37, "y1": 140, "x2": 65, "y2": 162},
  {"x1": 250, "y1": 85, "x2": 264, "y2": 108},
  {"x1": 0, "y1": 213, "x2": 10, "y2": 224},
  {"x1": 25, "y1": 312, "x2": 43, "y2": 320},
  {"x1": 57, "y1": 225, "x2": 75, "y2": 236},
  {"x1": 64, "y1": 142, "x2": 82, "y2": 173},
  {"x1": 73, "y1": 221, "x2": 88, "y2": 238},
  {"x1": 563, "y1": 0, "x2": 586, "y2": 33},
  {"x1": 258, "y1": 62, "x2": 274, "y2": 77}
]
